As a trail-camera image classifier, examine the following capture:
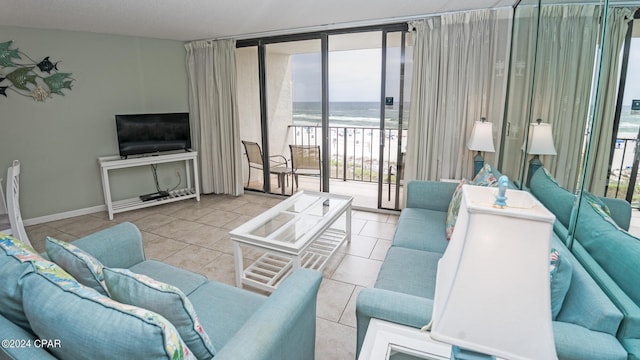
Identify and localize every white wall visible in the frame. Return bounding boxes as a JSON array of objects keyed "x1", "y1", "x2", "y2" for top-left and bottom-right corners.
[
  {"x1": 236, "y1": 47, "x2": 295, "y2": 187},
  {"x1": 0, "y1": 26, "x2": 189, "y2": 219},
  {"x1": 266, "y1": 52, "x2": 295, "y2": 159}
]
